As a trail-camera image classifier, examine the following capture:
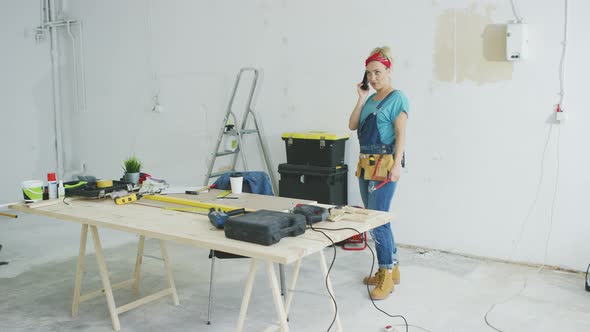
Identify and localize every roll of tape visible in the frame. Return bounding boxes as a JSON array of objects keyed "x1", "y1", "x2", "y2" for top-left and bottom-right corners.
[{"x1": 96, "y1": 180, "x2": 113, "y2": 188}]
